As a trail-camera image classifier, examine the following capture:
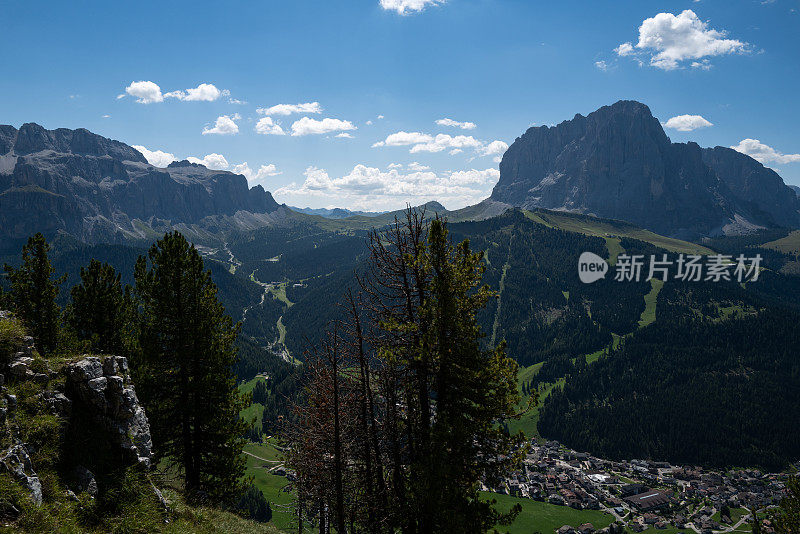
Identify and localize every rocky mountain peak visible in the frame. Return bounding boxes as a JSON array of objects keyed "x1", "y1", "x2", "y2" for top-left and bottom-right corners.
[
  {"x1": 491, "y1": 101, "x2": 800, "y2": 238},
  {"x1": 0, "y1": 123, "x2": 283, "y2": 245},
  {"x1": 9, "y1": 122, "x2": 147, "y2": 162}
]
